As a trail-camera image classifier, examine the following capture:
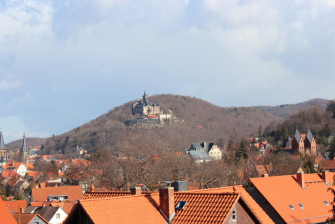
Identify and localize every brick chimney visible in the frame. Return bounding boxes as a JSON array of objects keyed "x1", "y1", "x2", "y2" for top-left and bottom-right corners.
[
  {"x1": 297, "y1": 171, "x2": 305, "y2": 190},
  {"x1": 159, "y1": 187, "x2": 175, "y2": 220},
  {"x1": 20, "y1": 207, "x2": 24, "y2": 213},
  {"x1": 322, "y1": 171, "x2": 330, "y2": 185},
  {"x1": 130, "y1": 187, "x2": 141, "y2": 195}
]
